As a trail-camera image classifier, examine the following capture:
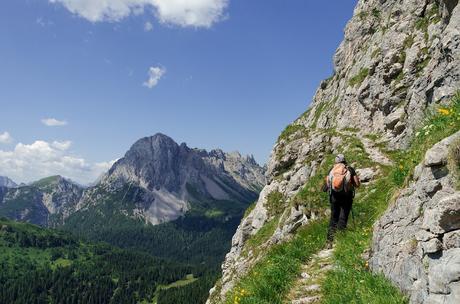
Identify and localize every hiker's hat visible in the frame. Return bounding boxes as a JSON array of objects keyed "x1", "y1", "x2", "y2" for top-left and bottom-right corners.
[{"x1": 335, "y1": 154, "x2": 346, "y2": 164}]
